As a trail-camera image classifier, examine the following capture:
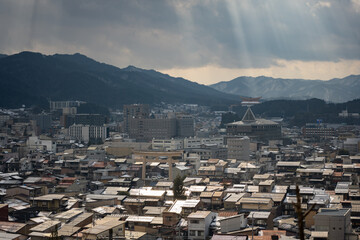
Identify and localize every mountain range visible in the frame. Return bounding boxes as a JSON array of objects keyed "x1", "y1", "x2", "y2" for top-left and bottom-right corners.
[
  {"x1": 0, "y1": 51, "x2": 358, "y2": 110},
  {"x1": 0, "y1": 52, "x2": 238, "y2": 109},
  {"x1": 209, "y1": 75, "x2": 360, "y2": 103}
]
